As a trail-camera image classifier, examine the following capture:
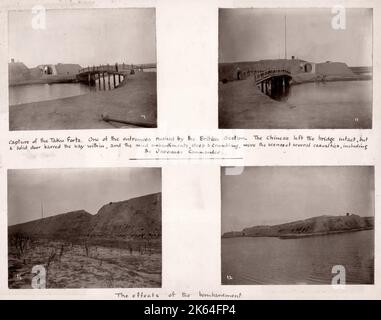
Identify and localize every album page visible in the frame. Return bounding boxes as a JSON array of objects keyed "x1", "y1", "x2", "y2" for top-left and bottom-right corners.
[{"x1": 0, "y1": 0, "x2": 380, "y2": 300}]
